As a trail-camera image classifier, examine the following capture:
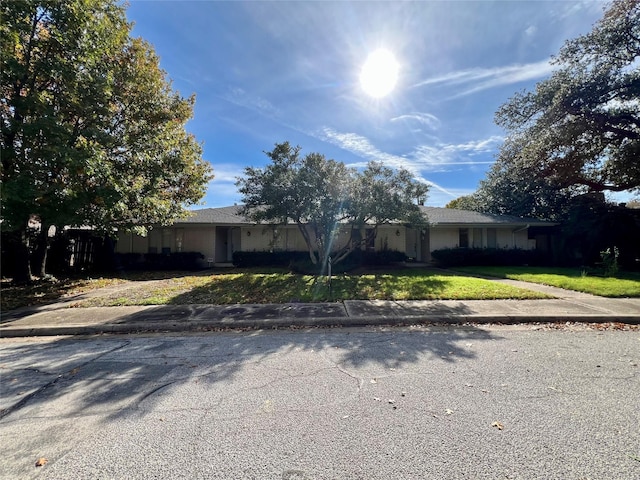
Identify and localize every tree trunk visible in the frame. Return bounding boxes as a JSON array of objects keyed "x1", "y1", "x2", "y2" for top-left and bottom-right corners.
[
  {"x1": 13, "y1": 229, "x2": 34, "y2": 284},
  {"x1": 296, "y1": 223, "x2": 318, "y2": 265},
  {"x1": 38, "y1": 225, "x2": 50, "y2": 278}
]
